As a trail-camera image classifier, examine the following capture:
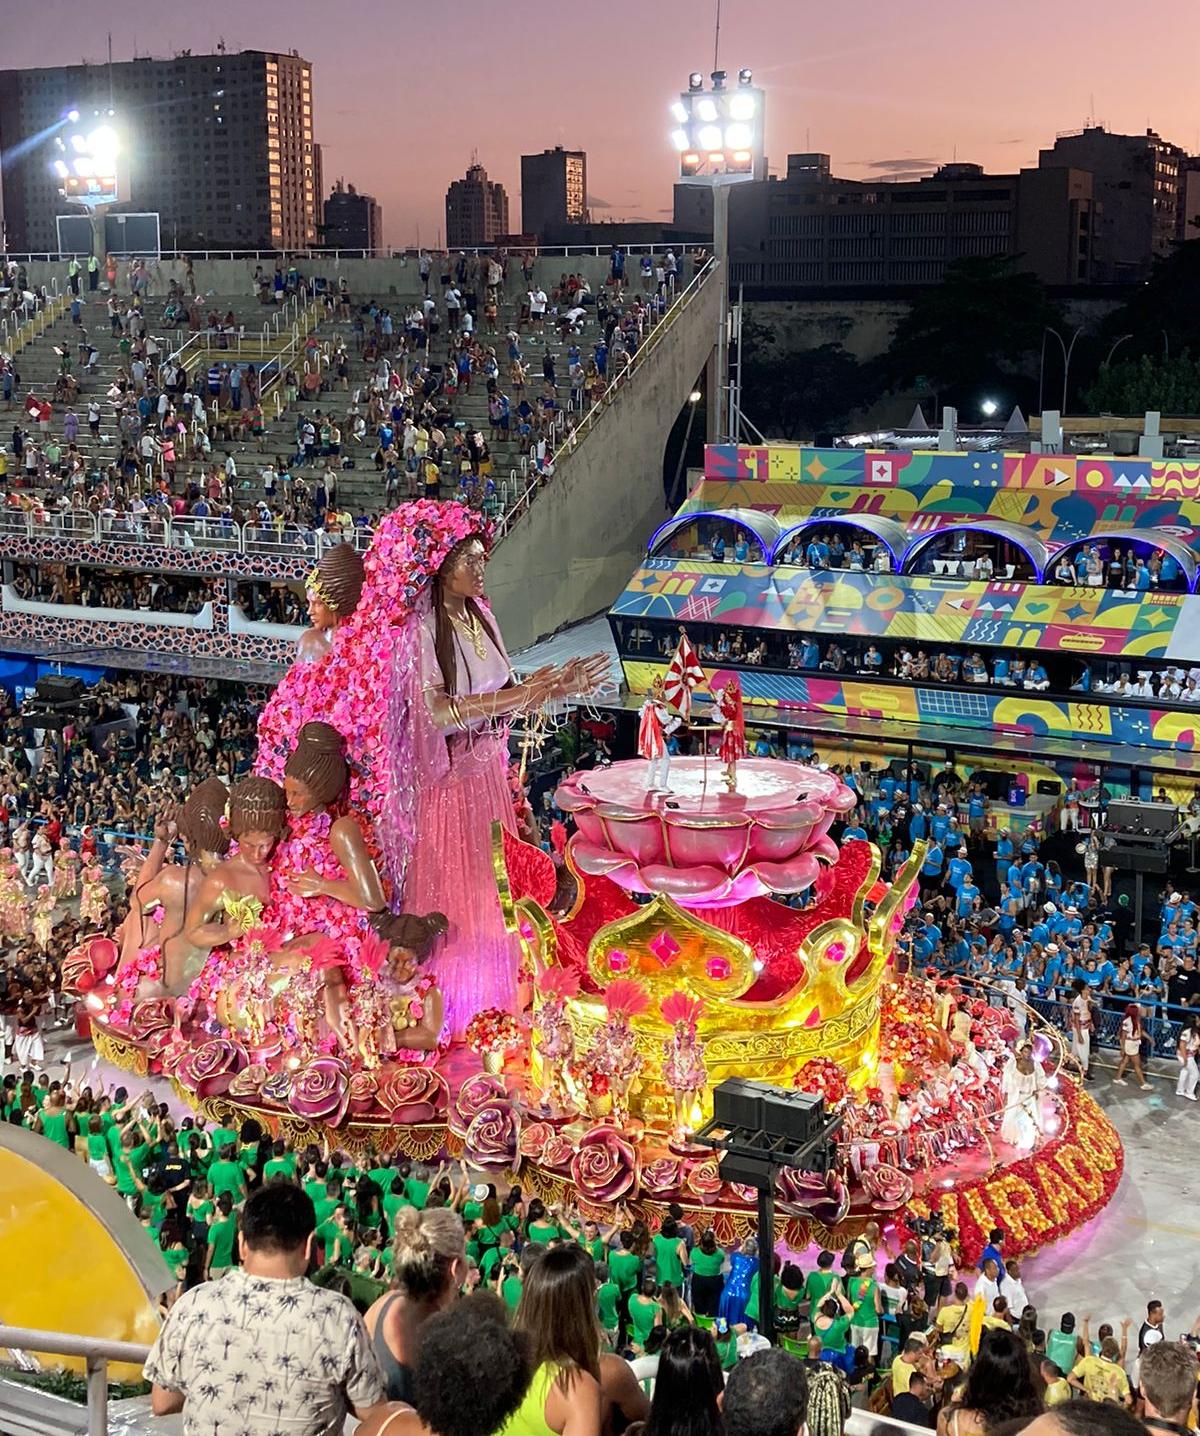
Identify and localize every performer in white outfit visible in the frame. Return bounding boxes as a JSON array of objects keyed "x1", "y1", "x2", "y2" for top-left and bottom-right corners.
[
  {"x1": 999, "y1": 1045, "x2": 1046, "y2": 1151},
  {"x1": 638, "y1": 676, "x2": 681, "y2": 791},
  {"x1": 28, "y1": 827, "x2": 54, "y2": 888}
]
